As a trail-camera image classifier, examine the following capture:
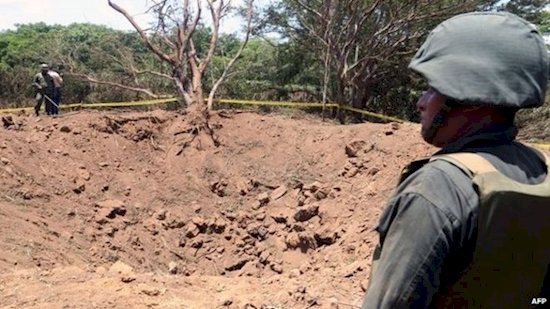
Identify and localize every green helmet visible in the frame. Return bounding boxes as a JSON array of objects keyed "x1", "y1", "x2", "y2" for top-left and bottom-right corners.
[
  {"x1": 409, "y1": 12, "x2": 549, "y2": 109},
  {"x1": 40, "y1": 63, "x2": 49, "y2": 70}
]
